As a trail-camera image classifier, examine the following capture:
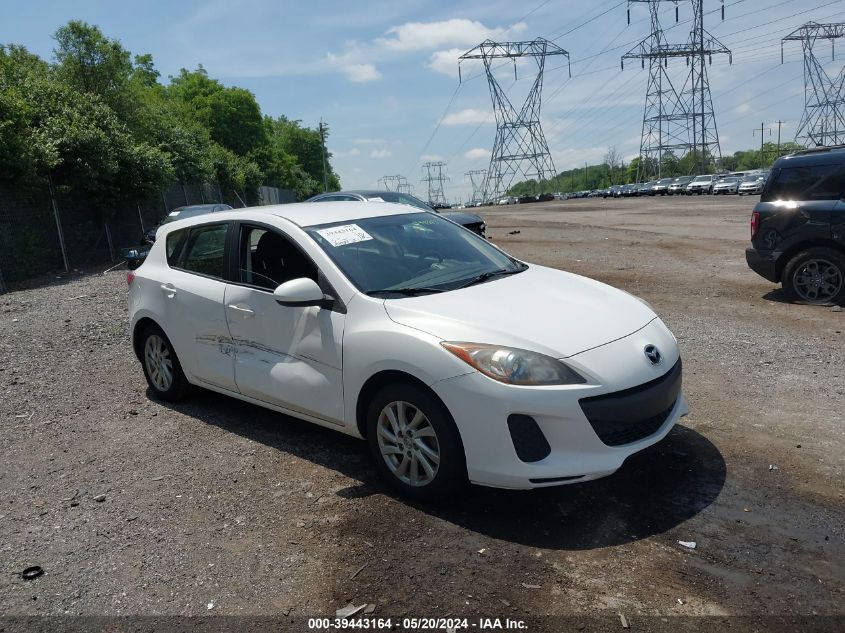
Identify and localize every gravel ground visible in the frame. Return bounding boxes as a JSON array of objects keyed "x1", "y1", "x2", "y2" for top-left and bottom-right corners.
[{"x1": 0, "y1": 195, "x2": 842, "y2": 630}]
